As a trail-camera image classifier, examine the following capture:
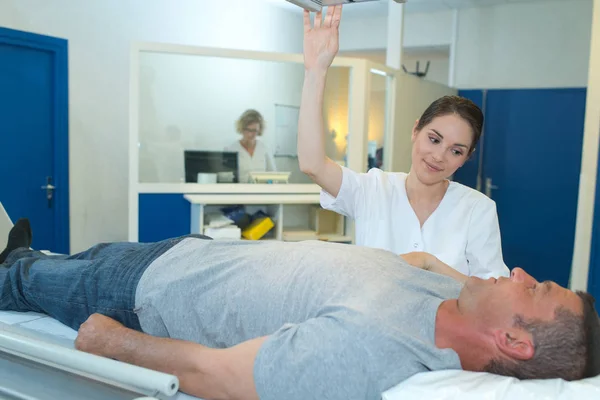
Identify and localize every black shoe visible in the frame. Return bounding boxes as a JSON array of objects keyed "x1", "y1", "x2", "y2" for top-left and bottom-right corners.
[{"x1": 0, "y1": 218, "x2": 33, "y2": 263}]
